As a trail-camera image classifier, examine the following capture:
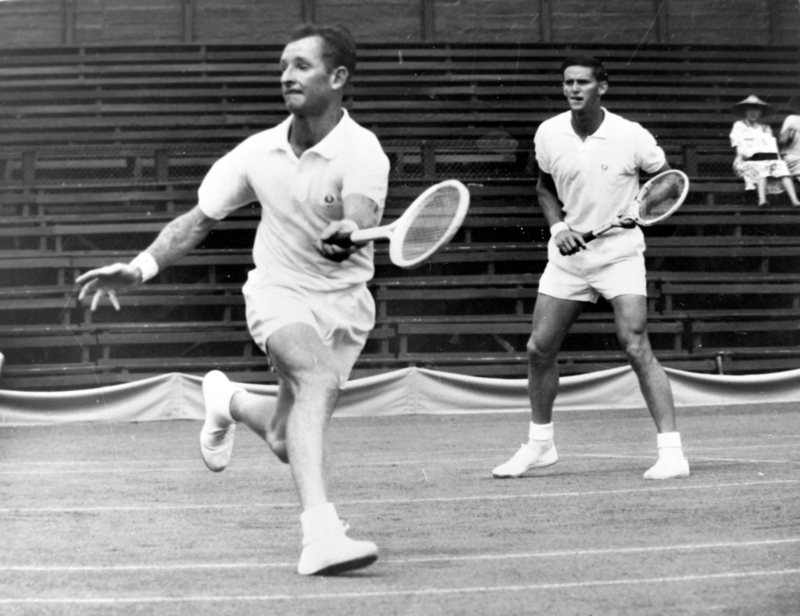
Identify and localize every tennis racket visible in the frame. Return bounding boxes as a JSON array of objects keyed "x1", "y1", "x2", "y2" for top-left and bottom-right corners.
[
  {"x1": 341, "y1": 179, "x2": 470, "y2": 268},
  {"x1": 582, "y1": 169, "x2": 689, "y2": 243}
]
